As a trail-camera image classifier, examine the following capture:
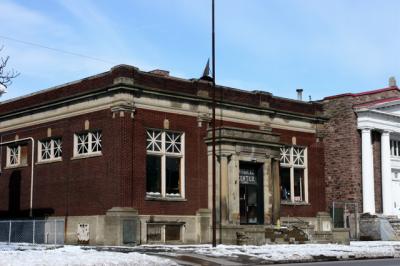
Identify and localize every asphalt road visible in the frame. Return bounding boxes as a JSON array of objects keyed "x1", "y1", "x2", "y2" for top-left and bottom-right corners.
[{"x1": 278, "y1": 258, "x2": 400, "y2": 266}]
